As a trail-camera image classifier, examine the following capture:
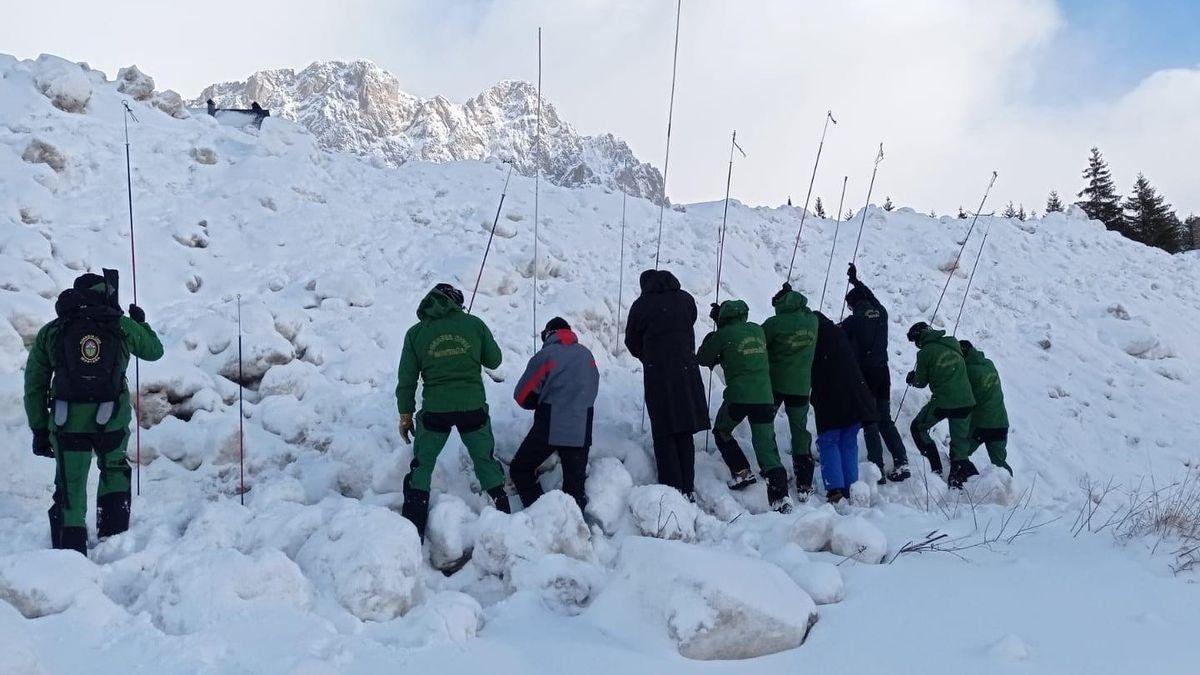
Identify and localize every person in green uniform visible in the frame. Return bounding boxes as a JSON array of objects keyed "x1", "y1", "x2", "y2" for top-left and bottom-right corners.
[
  {"x1": 761, "y1": 284, "x2": 819, "y2": 497},
  {"x1": 396, "y1": 283, "x2": 508, "y2": 539},
  {"x1": 24, "y1": 271, "x2": 163, "y2": 555},
  {"x1": 697, "y1": 299, "x2": 791, "y2": 513},
  {"x1": 904, "y1": 322, "x2": 976, "y2": 487},
  {"x1": 960, "y1": 340, "x2": 1012, "y2": 476}
]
